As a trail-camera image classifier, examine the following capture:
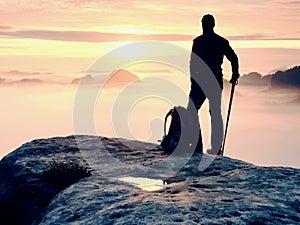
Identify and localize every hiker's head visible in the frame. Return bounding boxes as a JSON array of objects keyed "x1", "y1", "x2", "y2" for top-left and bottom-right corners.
[{"x1": 201, "y1": 14, "x2": 215, "y2": 33}]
